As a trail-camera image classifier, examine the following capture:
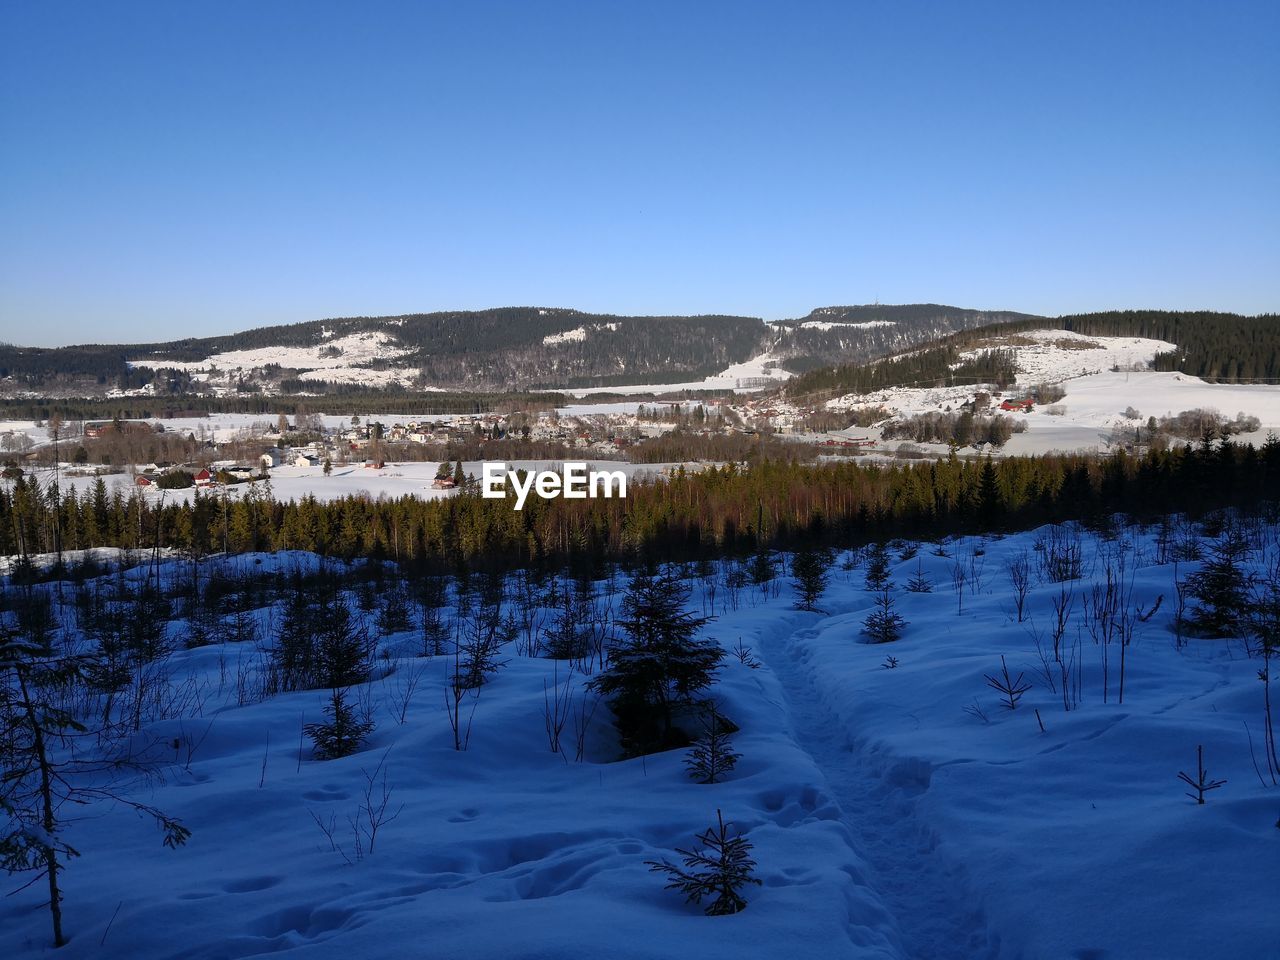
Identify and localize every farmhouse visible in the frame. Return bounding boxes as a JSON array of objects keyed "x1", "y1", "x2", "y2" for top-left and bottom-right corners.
[{"x1": 1000, "y1": 397, "x2": 1034, "y2": 412}]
